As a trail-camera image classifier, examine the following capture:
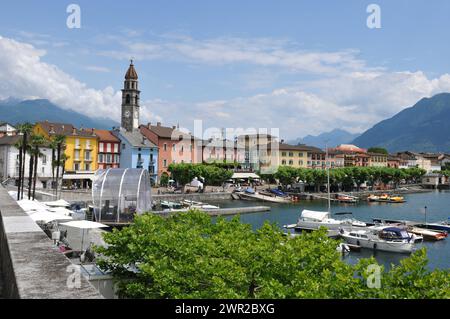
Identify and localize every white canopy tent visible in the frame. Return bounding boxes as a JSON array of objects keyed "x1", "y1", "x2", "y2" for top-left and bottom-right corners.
[
  {"x1": 60, "y1": 220, "x2": 108, "y2": 253},
  {"x1": 231, "y1": 172, "x2": 260, "y2": 180},
  {"x1": 30, "y1": 211, "x2": 73, "y2": 223}
]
